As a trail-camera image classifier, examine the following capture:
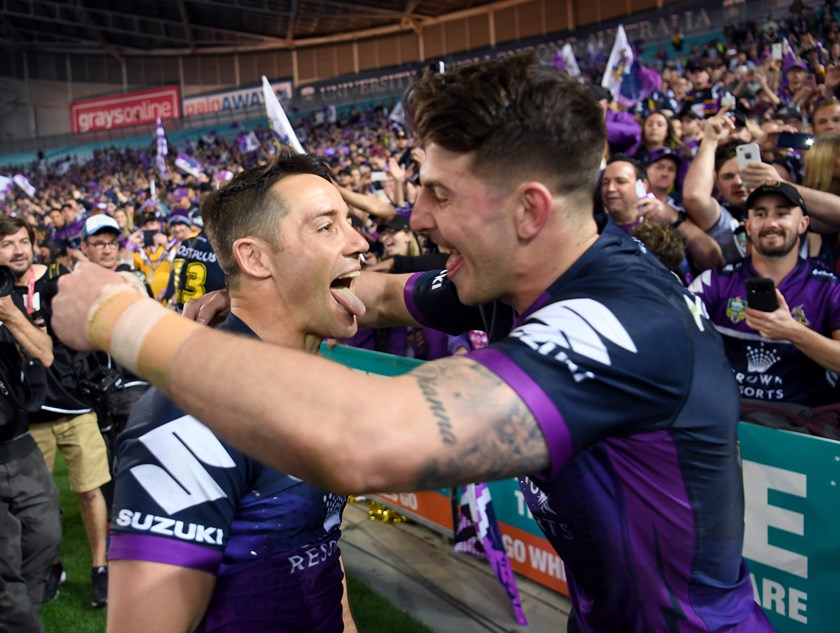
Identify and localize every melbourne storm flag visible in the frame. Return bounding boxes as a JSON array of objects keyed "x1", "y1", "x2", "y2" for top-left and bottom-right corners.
[
  {"x1": 261, "y1": 75, "x2": 305, "y2": 154},
  {"x1": 155, "y1": 117, "x2": 168, "y2": 179},
  {"x1": 601, "y1": 25, "x2": 661, "y2": 107},
  {"x1": 455, "y1": 483, "x2": 527, "y2": 625}
]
